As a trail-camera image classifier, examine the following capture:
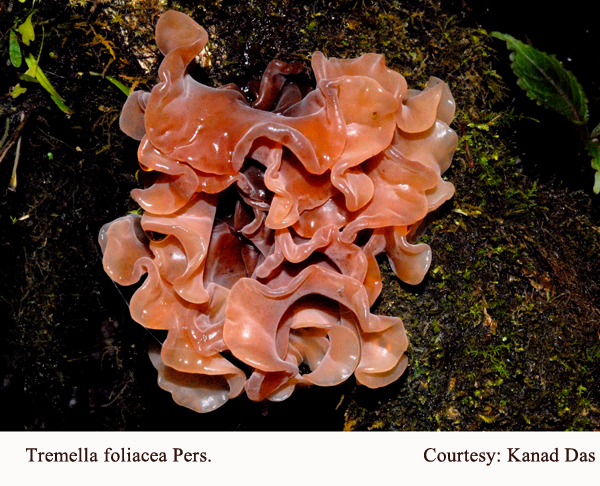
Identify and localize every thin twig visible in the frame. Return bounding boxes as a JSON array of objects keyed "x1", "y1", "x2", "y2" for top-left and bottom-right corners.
[
  {"x1": 8, "y1": 135, "x2": 22, "y2": 192},
  {"x1": 0, "y1": 140, "x2": 16, "y2": 165},
  {"x1": 0, "y1": 118, "x2": 10, "y2": 150},
  {"x1": 0, "y1": 107, "x2": 33, "y2": 166}
]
